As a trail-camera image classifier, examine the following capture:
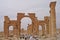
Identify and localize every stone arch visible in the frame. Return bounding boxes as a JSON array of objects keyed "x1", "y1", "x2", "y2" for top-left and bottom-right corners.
[
  {"x1": 21, "y1": 17, "x2": 32, "y2": 30},
  {"x1": 4, "y1": 16, "x2": 18, "y2": 38},
  {"x1": 38, "y1": 20, "x2": 45, "y2": 36},
  {"x1": 17, "y1": 13, "x2": 38, "y2": 35},
  {"x1": 20, "y1": 17, "x2": 32, "y2": 35}
]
